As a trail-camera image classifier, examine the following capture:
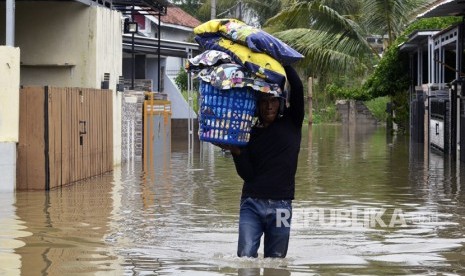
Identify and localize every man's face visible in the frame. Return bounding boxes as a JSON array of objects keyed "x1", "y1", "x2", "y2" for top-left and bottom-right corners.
[{"x1": 258, "y1": 96, "x2": 280, "y2": 126}]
